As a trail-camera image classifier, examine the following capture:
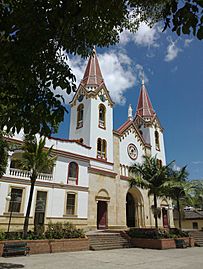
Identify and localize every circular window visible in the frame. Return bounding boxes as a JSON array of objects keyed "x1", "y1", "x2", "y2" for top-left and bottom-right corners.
[{"x1": 127, "y1": 144, "x2": 138, "y2": 160}]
